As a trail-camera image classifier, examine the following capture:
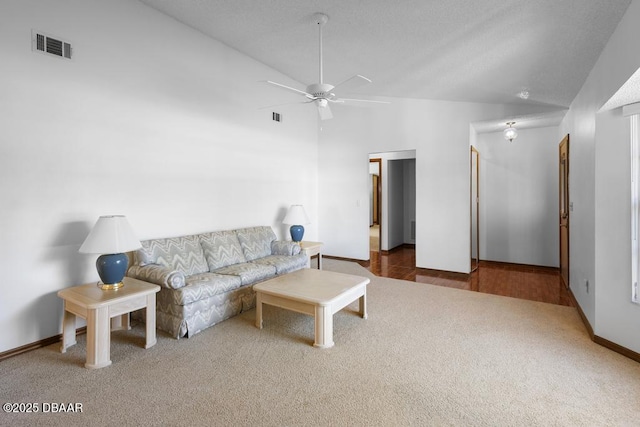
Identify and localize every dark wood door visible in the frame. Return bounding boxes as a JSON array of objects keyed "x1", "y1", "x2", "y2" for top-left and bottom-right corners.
[{"x1": 559, "y1": 135, "x2": 570, "y2": 288}]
